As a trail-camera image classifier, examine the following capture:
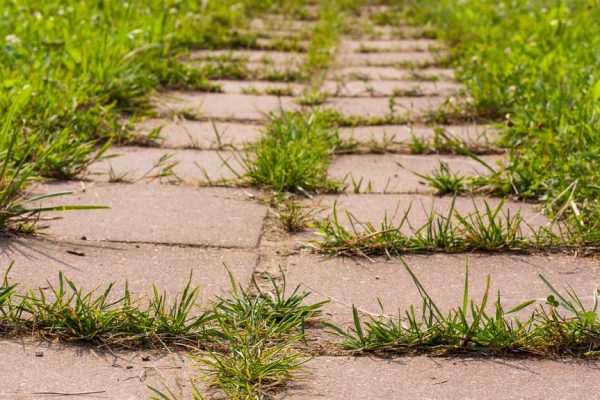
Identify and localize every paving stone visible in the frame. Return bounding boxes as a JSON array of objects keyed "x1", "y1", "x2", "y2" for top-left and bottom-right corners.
[
  {"x1": 191, "y1": 49, "x2": 304, "y2": 66},
  {"x1": 283, "y1": 356, "x2": 600, "y2": 400},
  {"x1": 155, "y1": 92, "x2": 297, "y2": 121},
  {"x1": 332, "y1": 66, "x2": 455, "y2": 81},
  {"x1": 255, "y1": 37, "x2": 310, "y2": 51},
  {"x1": 89, "y1": 147, "x2": 243, "y2": 184},
  {"x1": 215, "y1": 80, "x2": 304, "y2": 96},
  {"x1": 336, "y1": 51, "x2": 436, "y2": 67},
  {"x1": 134, "y1": 119, "x2": 263, "y2": 149},
  {"x1": 339, "y1": 124, "x2": 498, "y2": 145},
  {"x1": 0, "y1": 238, "x2": 256, "y2": 303},
  {"x1": 326, "y1": 97, "x2": 446, "y2": 118},
  {"x1": 328, "y1": 154, "x2": 502, "y2": 193},
  {"x1": 0, "y1": 341, "x2": 196, "y2": 400},
  {"x1": 287, "y1": 253, "x2": 599, "y2": 326},
  {"x1": 323, "y1": 80, "x2": 463, "y2": 97},
  {"x1": 339, "y1": 39, "x2": 438, "y2": 53},
  {"x1": 31, "y1": 183, "x2": 267, "y2": 248},
  {"x1": 312, "y1": 192, "x2": 545, "y2": 228}
]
